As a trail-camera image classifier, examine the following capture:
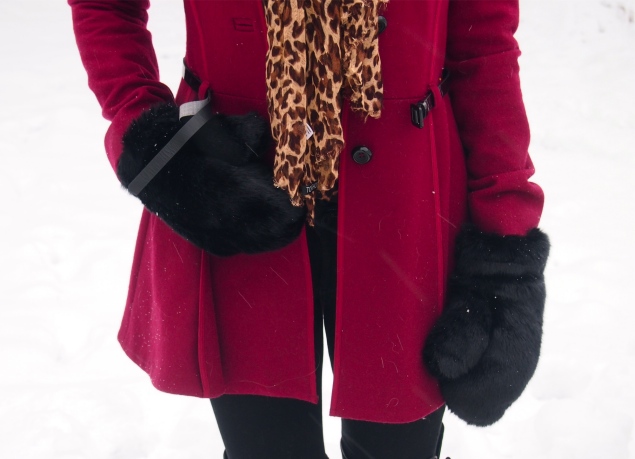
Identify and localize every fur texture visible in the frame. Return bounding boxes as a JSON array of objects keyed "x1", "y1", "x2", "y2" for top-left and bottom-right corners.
[
  {"x1": 118, "y1": 104, "x2": 306, "y2": 256},
  {"x1": 424, "y1": 225, "x2": 550, "y2": 426}
]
